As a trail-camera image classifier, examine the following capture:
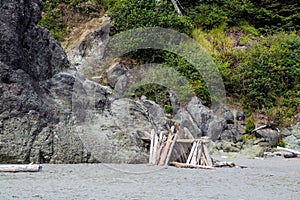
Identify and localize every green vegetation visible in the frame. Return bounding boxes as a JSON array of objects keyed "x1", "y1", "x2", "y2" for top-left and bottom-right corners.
[
  {"x1": 39, "y1": 0, "x2": 103, "y2": 42},
  {"x1": 245, "y1": 118, "x2": 255, "y2": 134},
  {"x1": 109, "y1": 0, "x2": 192, "y2": 35},
  {"x1": 242, "y1": 133, "x2": 254, "y2": 142},
  {"x1": 40, "y1": 0, "x2": 300, "y2": 126},
  {"x1": 186, "y1": 0, "x2": 300, "y2": 33},
  {"x1": 134, "y1": 84, "x2": 171, "y2": 107},
  {"x1": 277, "y1": 139, "x2": 286, "y2": 148}
]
